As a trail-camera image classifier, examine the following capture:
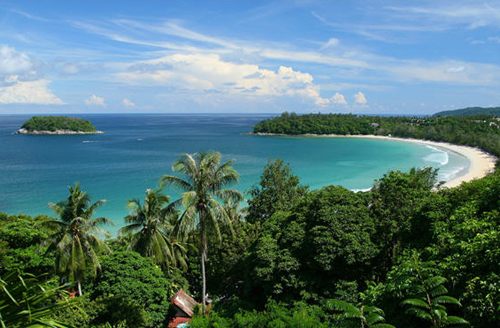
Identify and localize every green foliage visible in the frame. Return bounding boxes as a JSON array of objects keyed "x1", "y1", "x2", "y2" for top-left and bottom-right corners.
[
  {"x1": 189, "y1": 300, "x2": 330, "y2": 328},
  {"x1": 42, "y1": 183, "x2": 113, "y2": 295},
  {"x1": 90, "y1": 251, "x2": 173, "y2": 327},
  {"x1": 370, "y1": 168, "x2": 437, "y2": 275},
  {"x1": 425, "y1": 172, "x2": 500, "y2": 326},
  {"x1": 21, "y1": 116, "x2": 96, "y2": 132},
  {"x1": 119, "y1": 188, "x2": 188, "y2": 270},
  {"x1": 247, "y1": 158, "x2": 308, "y2": 224},
  {"x1": 0, "y1": 213, "x2": 56, "y2": 275},
  {"x1": 399, "y1": 253, "x2": 468, "y2": 328},
  {"x1": 161, "y1": 151, "x2": 243, "y2": 311},
  {"x1": 0, "y1": 270, "x2": 74, "y2": 328},
  {"x1": 51, "y1": 294, "x2": 103, "y2": 328},
  {"x1": 324, "y1": 299, "x2": 395, "y2": 328},
  {"x1": 246, "y1": 185, "x2": 377, "y2": 303}
]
